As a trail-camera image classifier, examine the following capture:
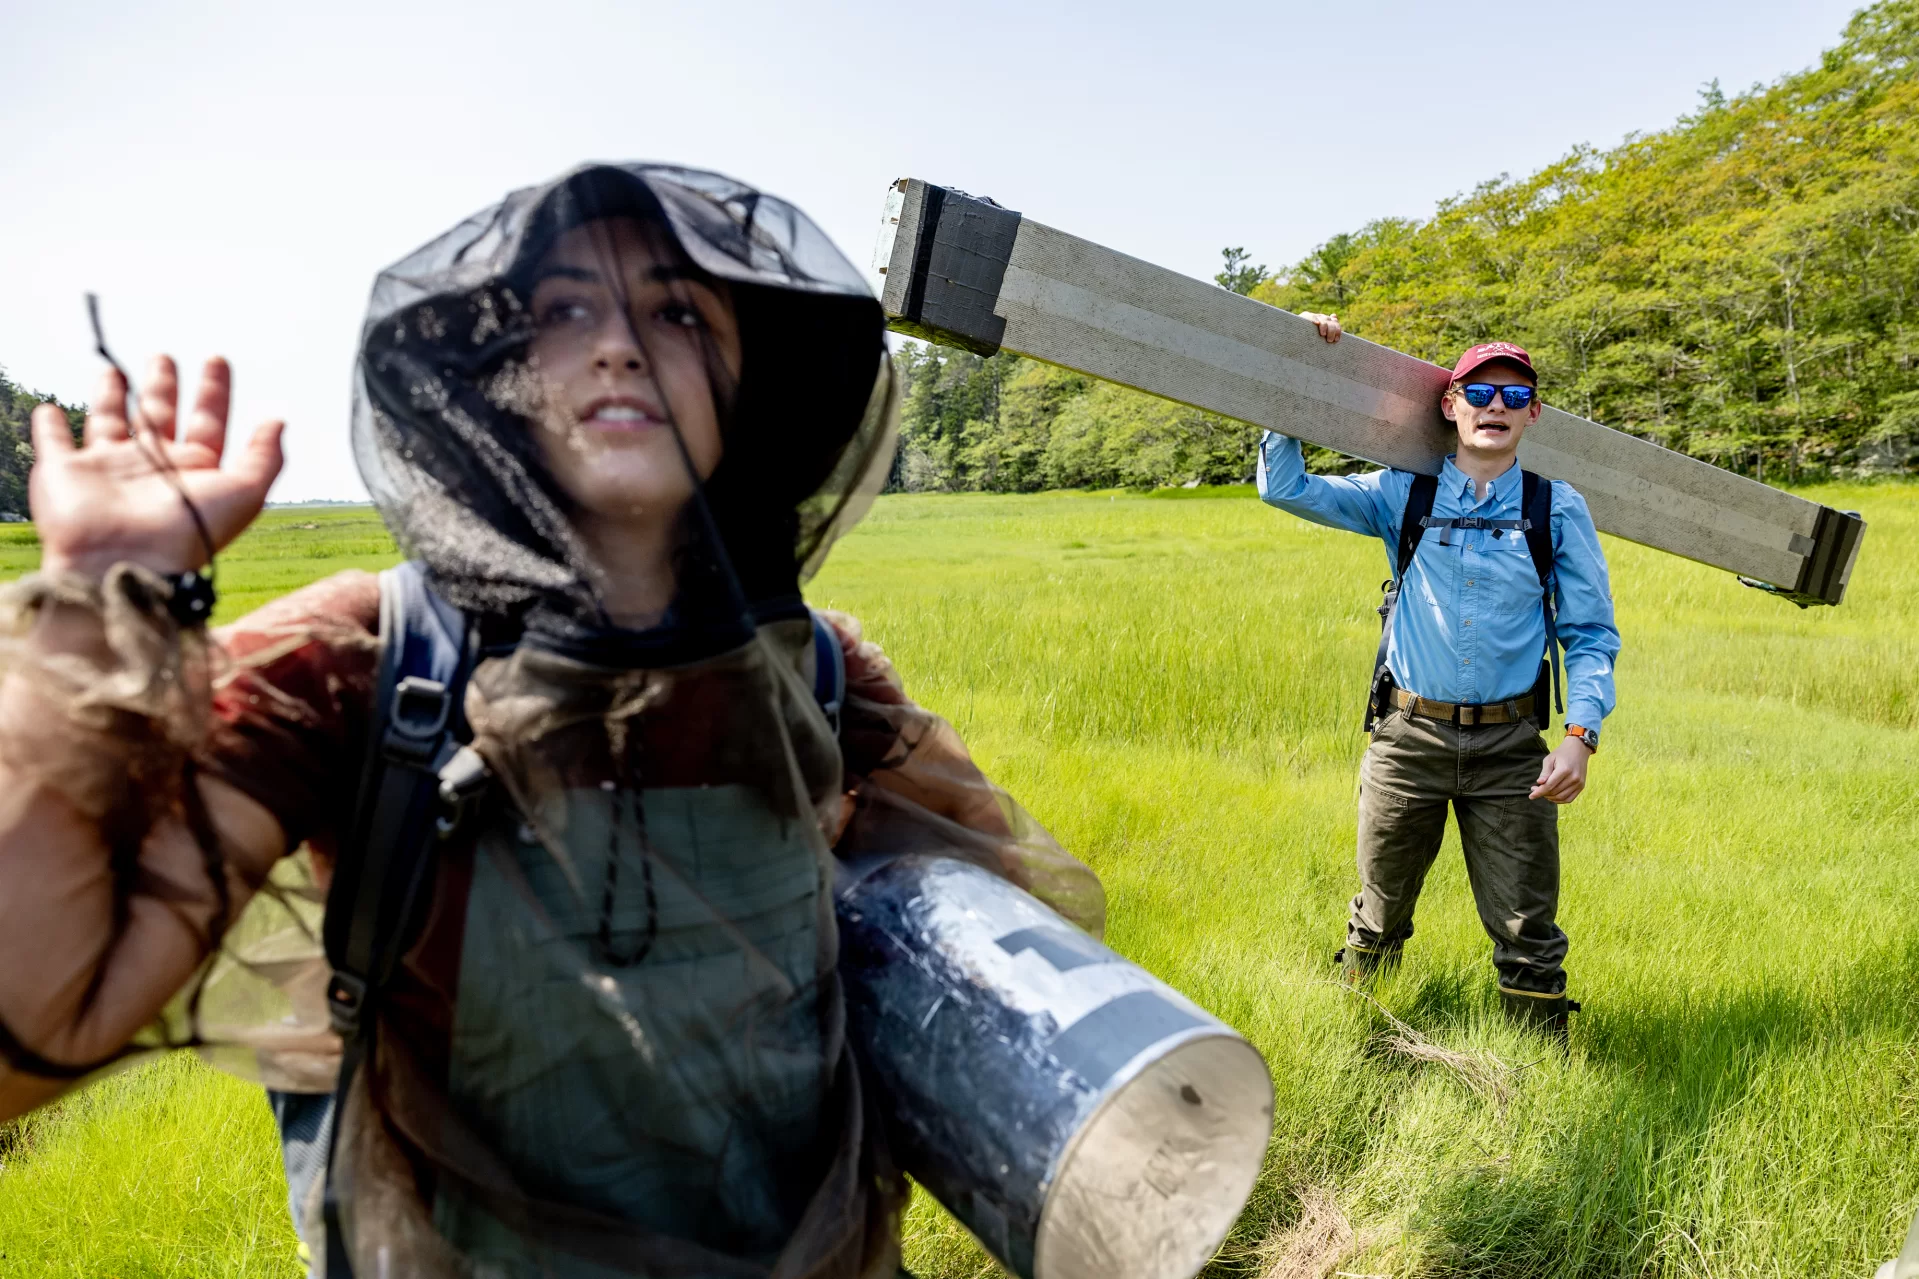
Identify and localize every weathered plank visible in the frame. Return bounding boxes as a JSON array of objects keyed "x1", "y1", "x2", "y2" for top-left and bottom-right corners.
[{"x1": 874, "y1": 179, "x2": 1866, "y2": 606}]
